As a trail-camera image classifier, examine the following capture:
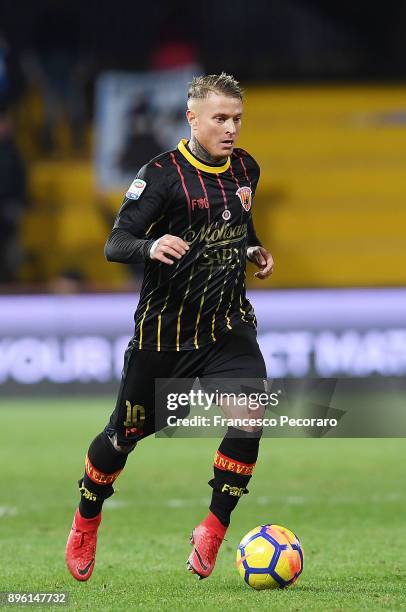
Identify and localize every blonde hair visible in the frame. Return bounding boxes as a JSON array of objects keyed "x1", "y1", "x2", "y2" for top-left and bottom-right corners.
[{"x1": 187, "y1": 73, "x2": 243, "y2": 103}]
